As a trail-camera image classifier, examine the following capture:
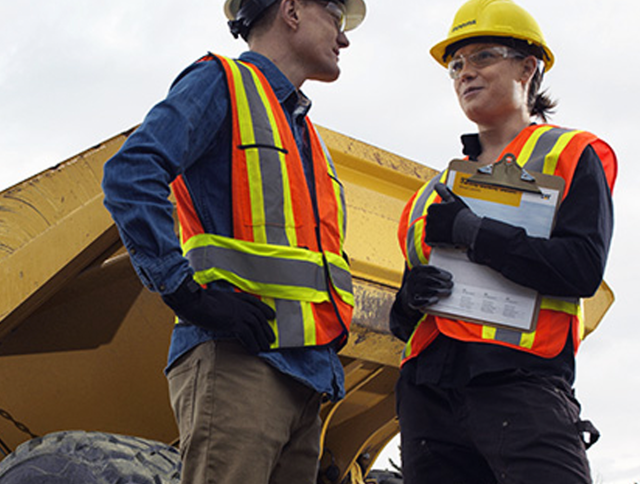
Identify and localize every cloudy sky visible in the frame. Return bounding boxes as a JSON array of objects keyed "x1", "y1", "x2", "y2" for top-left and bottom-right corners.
[{"x1": 1, "y1": 1, "x2": 638, "y2": 482}]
